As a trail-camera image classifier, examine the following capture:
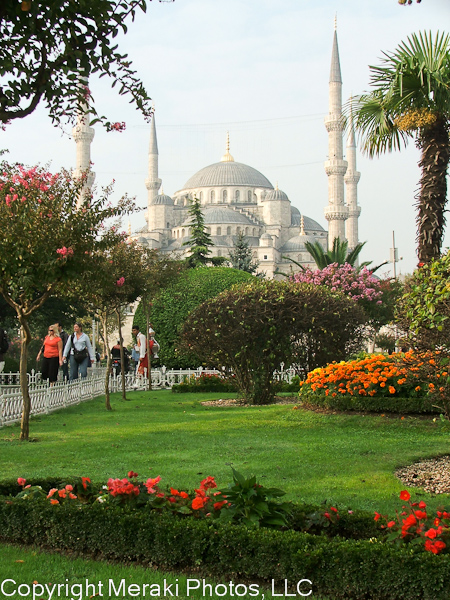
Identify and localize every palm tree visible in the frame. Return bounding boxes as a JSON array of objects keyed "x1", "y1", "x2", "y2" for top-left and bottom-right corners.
[
  {"x1": 304, "y1": 238, "x2": 368, "y2": 269},
  {"x1": 349, "y1": 31, "x2": 450, "y2": 264}
]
